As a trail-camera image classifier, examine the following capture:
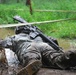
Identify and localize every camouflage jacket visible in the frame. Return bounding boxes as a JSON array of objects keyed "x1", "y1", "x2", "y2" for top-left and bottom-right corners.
[{"x1": 1, "y1": 33, "x2": 43, "y2": 54}]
